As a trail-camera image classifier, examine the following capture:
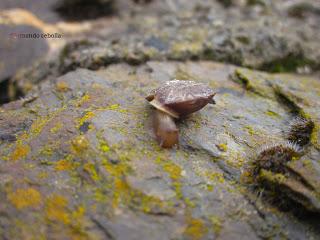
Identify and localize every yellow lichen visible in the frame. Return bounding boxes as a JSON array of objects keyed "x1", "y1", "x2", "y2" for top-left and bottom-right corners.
[
  {"x1": 205, "y1": 171, "x2": 225, "y2": 184},
  {"x1": 244, "y1": 125, "x2": 255, "y2": 136},
  {"x1": 259, "y1": 169, "x2": 287, "y2": 183},
  {"x1": 100, "y1": 141, "x2": 110, "y2": 153},
  {"x1": 78, "y1": 111, "x2": 95, "y2": 128},
  {"x1": 207, "y1": 185, "x2": 214, "y2": 191},
  {"x1": 8, "y1": 188, "x2": 42, "y2": 209},
  {"x1": 184, "y1": 218, "x2": 208, "y2": 240},
  {"x1": 76, "y1": 94, "x2": 91, "y2": 107},
  {"x1": 50, "y1": 122, "x2": 63, "y2": 134},
  {"x1": 83, "y1": 163, "x2": 100, "y2": 181},
  {"x1": 217, "y1": 143, "x2": 228, "y2": 152},
  {"x1": 46, "y1": 195, "x2": 70, "y2": 224},
  {"x1": 10, "y1": 143, "x2": 30, "y2": 161},
  {"x1": 265, "y1": 110, "x2": 280, "y2": 118},
  {"x1": 175, "y1": 67, "x2": 196, "y2": 80},
  {"x1": 30, "y1": 117, "x2": 50, "y2": 136},
  {"x1": 106, "y1": 104, "x2": 128, "y2": 113},
  {"x1": 172, "y1": 42, "x2": 202, "y2": 56},
  {"x1": 155, "y1": 156, "x2": 183, "y2": 199},
  {"x1": 310, "y1": 122, "x2": 319, "y2": 149},
  {"x1": 71, "y1": 135, "x2": 89, "y2": 154},
  {"x1": 210, "y1": 216, "x2": 223, "y2": 236},
  {"x1": 55, "y1": 158, "x2": 74, "y2": 171},
  {"x1": 56, "y1": 81, "x2": 70, "y2": 92},
  {"x1": 162, "y1": 162, "x2": 182, "y2": 180}
]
